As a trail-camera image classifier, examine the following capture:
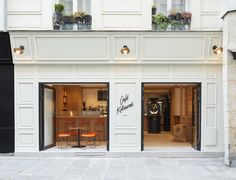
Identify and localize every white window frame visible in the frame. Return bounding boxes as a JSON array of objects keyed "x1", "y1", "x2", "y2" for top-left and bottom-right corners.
[{"x1": 153, "y1": 0, "x2": 188, "y2": 13}]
